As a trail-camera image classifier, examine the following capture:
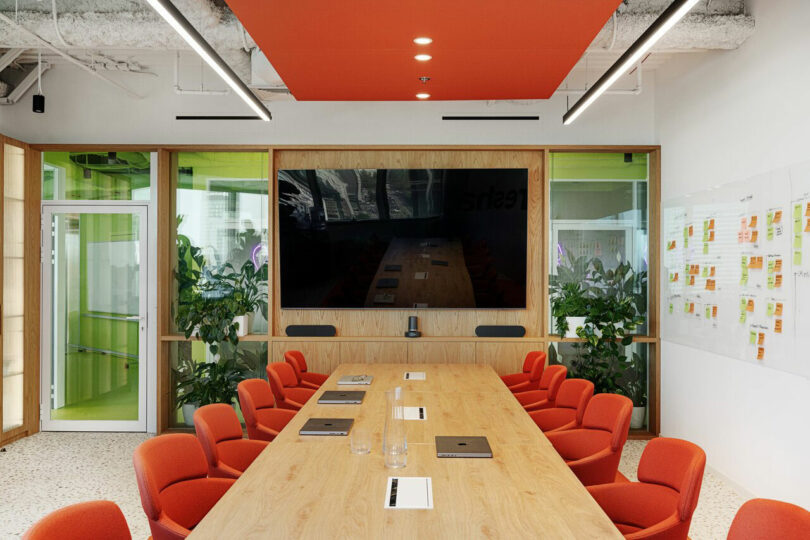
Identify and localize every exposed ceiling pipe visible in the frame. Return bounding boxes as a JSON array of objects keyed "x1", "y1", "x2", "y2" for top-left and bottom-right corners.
[
  {"x1": 555, "y1": 62, "x2": 643, "y2": 96},
  {"x1": 0, "y1": 47, "x2": 25, "y2": 71},
  {"x1": 0, "y1": 61, "x2": 50, "y2": 104},
  {"x1": 0, "y1": 11, "x2": 142, "y2": 99}
]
